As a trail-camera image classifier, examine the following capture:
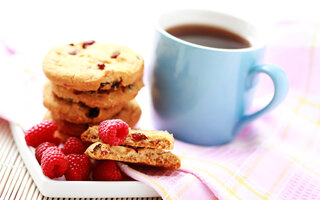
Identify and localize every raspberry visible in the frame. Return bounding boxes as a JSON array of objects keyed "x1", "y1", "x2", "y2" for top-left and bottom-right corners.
[
  {"x1": 92, "y1": 160, "x2": 122, "y2": 181},
  {"x1": 35, "y1": 142, "x2": 56, "y2": 163},
  {"x1": 47, "y1": 137, "x2": 61, "y2": 146},
  {"x1": 61, "y1": 137, "x2": 86, "y2": 155},
  {"x1": 41, "y1": 146, "x2": 68, "y2": 179},
  {"x1": 98, "y1": 119, "x2": 129, "y2": 146},
  {"x1": 25, "y1": 120, "x2": 58, "y2": 148},
  {"x1": 65, "y1": 154, "x2": 91, "y2": 181}
]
